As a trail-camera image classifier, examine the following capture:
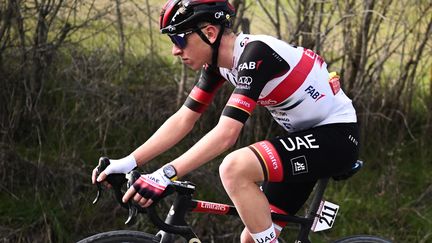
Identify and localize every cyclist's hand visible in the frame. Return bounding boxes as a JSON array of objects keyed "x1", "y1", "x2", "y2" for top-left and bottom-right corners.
[
  {"x1": 91, "y1": 155, "x2": 137, "y2": 185},
  {"x1": 122, "y1": 168, "x2": 171, "y2": 208}
]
